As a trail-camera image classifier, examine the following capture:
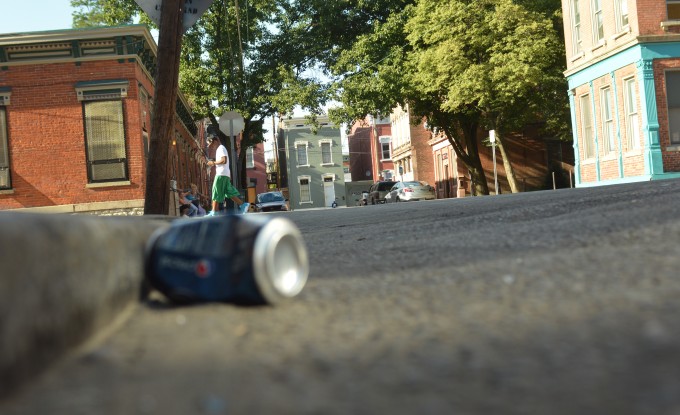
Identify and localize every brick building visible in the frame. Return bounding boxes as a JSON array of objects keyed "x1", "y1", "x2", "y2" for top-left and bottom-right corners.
[
  {"x1": 347, "y1": 118, "x2": 374, "y2": 182},
  {"x1": 561, "y1": 0, "x2": 680, "y2": 186},
  {"x1": 390, "y1": 105, "x2": 435, "y2": 187},
  {"x1": 347, "y1": 115, "x2": 394, "y2": 182},
  {"x1": 0, "y1": 25, "x2": 208, "y2": 214}
]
